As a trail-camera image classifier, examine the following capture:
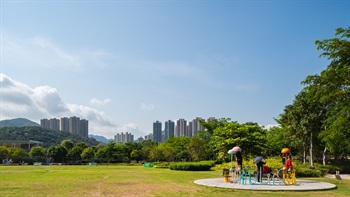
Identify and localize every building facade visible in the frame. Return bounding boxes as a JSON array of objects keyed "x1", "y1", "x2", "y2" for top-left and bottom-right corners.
[
  {"x1": 153, "y1": 121, "x2": 162, "y2": 143},
  {"x1": 176, "y1": 119, "x2": 187, "y2": 137},
  {"x1": 40, "y1": 116, "x2": 88, "y2": 138},
  {"x1": 164, "y1": 120, "x2": 175, "y2": 141},
  {"x1": 114, "y1": 132, "x2": 134, "y2": 144}
]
